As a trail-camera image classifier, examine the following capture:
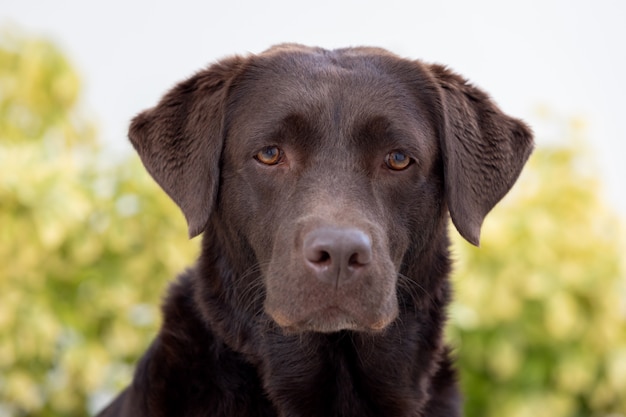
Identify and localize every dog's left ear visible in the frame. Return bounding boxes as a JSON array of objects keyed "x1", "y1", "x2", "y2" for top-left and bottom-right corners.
[
  {"x1": 129, "y1": 56, "x2": 248, "y2": 238},
  {"x1": 428, "y1": 64, "x2": 534, "y2": 246}
]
